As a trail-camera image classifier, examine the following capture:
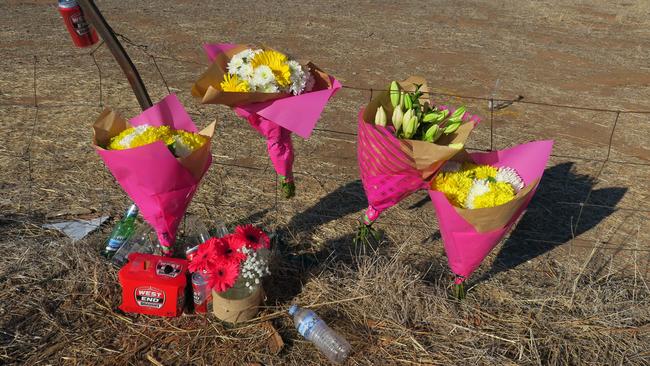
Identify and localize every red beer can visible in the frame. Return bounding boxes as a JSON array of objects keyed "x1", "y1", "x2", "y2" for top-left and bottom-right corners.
[
  {"x1": 58, "y1": 0, "x2": 99, "y2": 48},
  {"x1": 191, "y1": 272, "x2": 212, "y2": 313}
]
